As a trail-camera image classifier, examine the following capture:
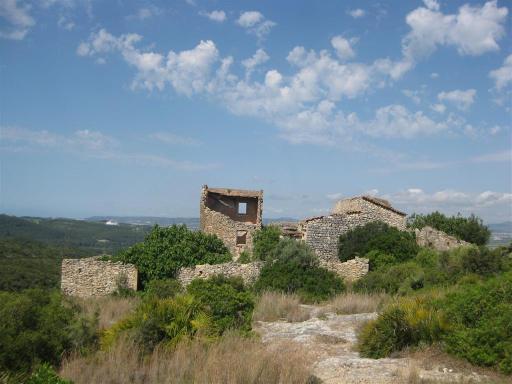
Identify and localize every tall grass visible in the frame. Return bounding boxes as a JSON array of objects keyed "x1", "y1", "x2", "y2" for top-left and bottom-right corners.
[
  {"x1": 252, "y1": 291, "x2": 311, "y2": 322},
  {"x1": 60, "y1": 333, "x2": 313, "y2": 384},
  {"x1": 73, "y1": 296, "x2": 139, "y2": 330}
]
